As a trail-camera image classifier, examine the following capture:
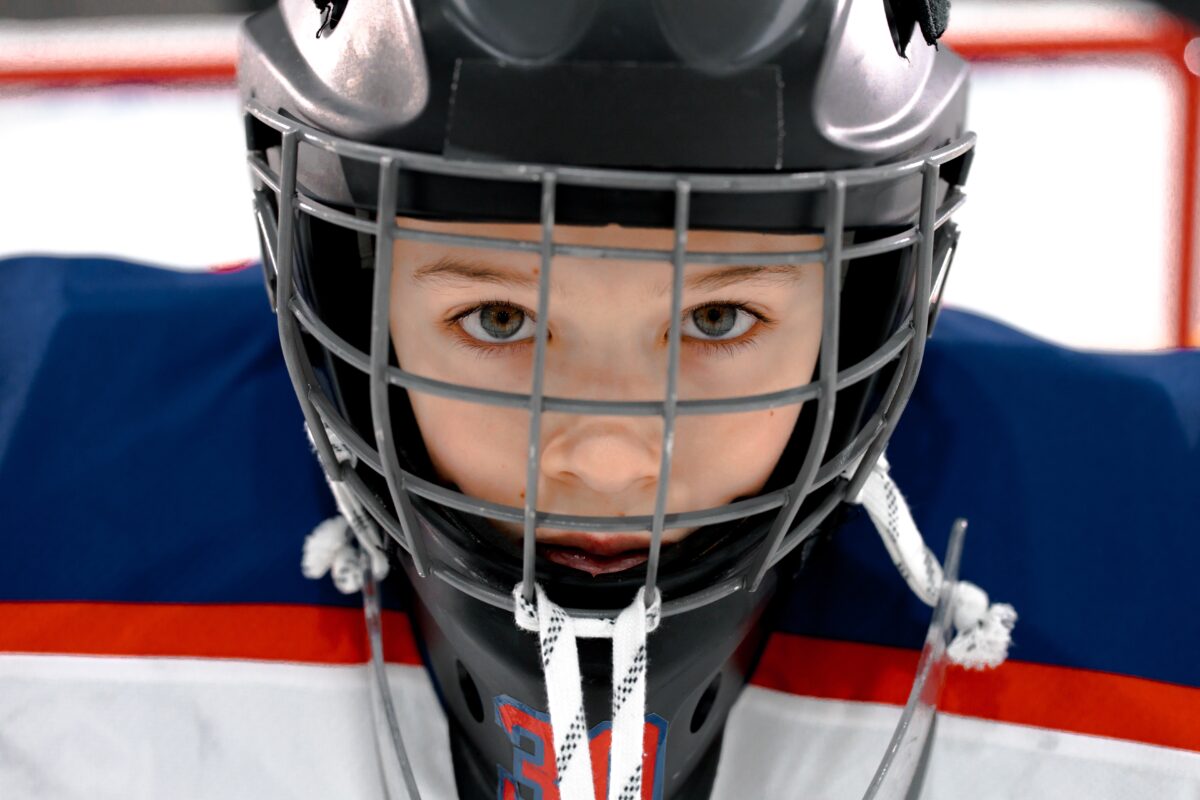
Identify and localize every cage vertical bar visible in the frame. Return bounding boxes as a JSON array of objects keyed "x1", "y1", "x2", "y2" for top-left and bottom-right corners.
[
  {"x1": 644, "y1": 180, "x2": 691, "y2": 601},
  {"x1": 521, "y1": 173, "x2": 558, "y2": 603},
  {"x1": 273, "y1": 129, "x2": 342, "y2": 475},
  {"x1": 370, "y1": 155, "x2": 429, "y2": 576},
  {"x1": 748, "y1": 177, "x2": 845, "y2": 591},
  {"x1": 844, "y1": 161, "x2": 940, "y2": 502}
]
